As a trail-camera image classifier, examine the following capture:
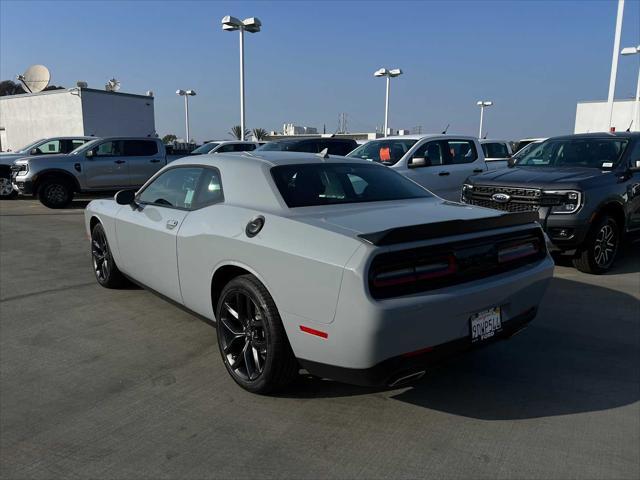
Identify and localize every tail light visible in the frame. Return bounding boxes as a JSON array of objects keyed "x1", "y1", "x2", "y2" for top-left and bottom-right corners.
[
  {"x1": 498, "y1": 240, "x2": 540, "y2": 263},
  {"x1": 372, "y1": 255, "x2": 457, "y2": 288}
]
